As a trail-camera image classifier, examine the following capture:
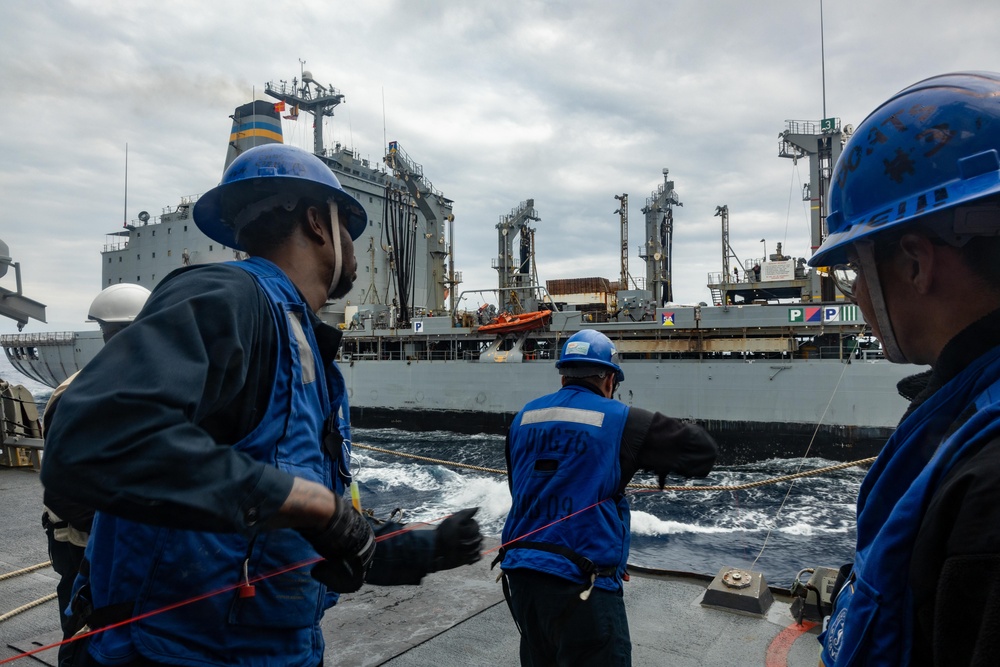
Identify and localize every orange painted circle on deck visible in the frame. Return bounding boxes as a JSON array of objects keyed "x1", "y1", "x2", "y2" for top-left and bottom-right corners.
[{"x1": 765, "y1": 620, "x2": 818, "y2": 667}]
